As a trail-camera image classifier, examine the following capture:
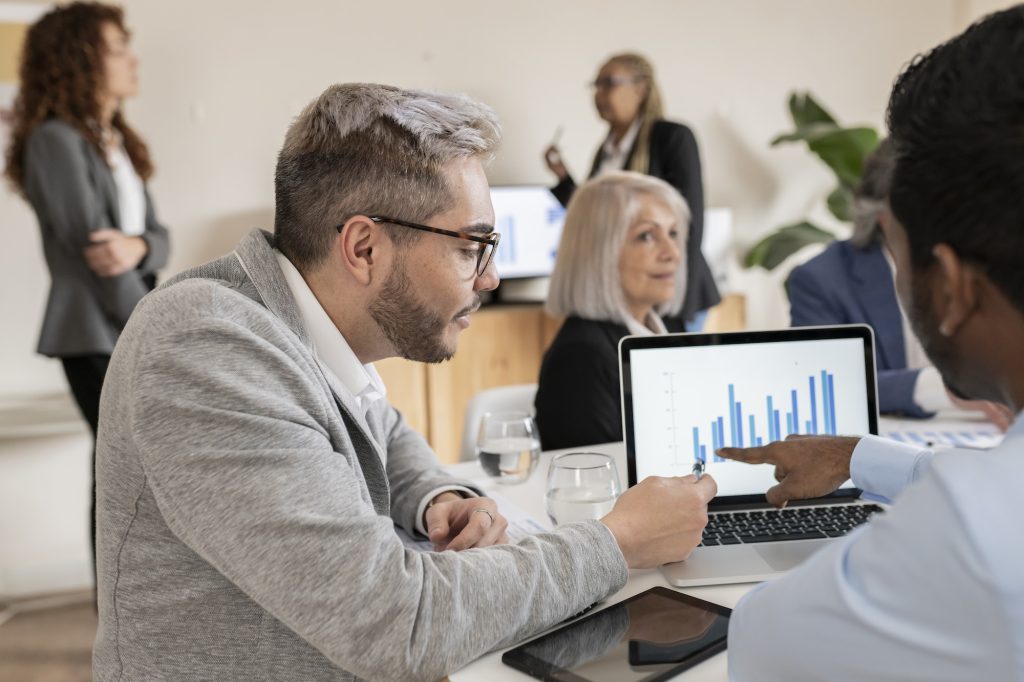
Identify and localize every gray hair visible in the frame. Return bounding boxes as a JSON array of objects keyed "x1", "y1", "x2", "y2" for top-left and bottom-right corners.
[
  {"x1": 274, "y1": 83, "x2": 501, "y2": 270},
  {"x1": 851, "y1": 137, "x2": 896, "y2": 249},
  {"x1": 546, "y1": 171, "x2": 689, "y2": 323}
]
